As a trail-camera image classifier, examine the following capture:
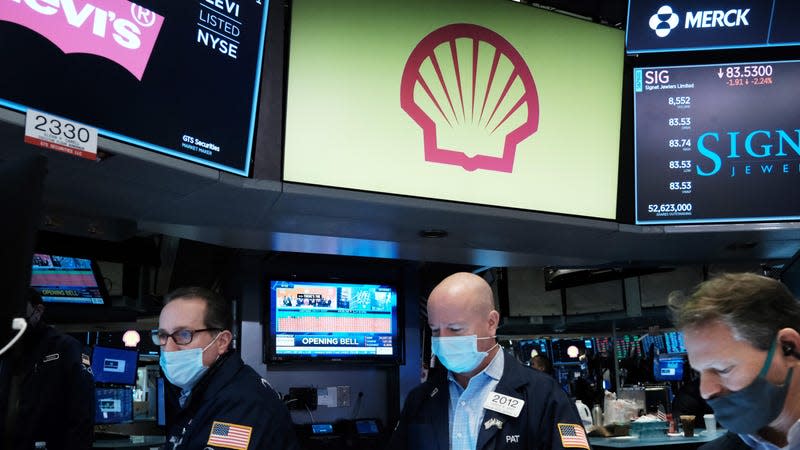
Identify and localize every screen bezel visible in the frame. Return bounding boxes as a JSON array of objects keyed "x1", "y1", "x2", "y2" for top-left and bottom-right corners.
[
  {"x1": 30, "y1": 253, "x2": 110, "y2": 307},
  {"x1": 263, "y1": 277, "x2": 405, "y2": 365}
]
